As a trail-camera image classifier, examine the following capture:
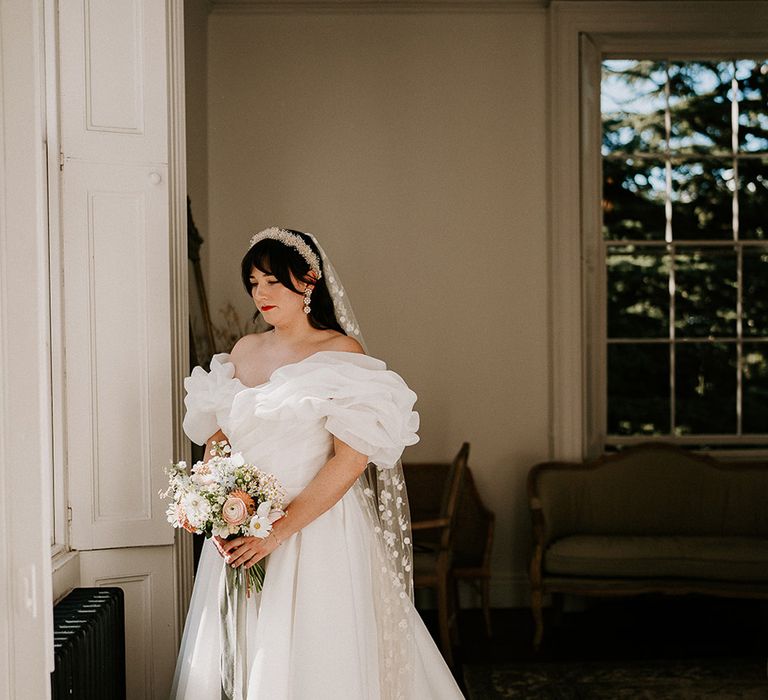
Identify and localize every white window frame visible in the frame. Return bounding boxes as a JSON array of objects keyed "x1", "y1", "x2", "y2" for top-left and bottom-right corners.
[{"x1": 548, "y1": 0, "x2": 768, "y2": 460}]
